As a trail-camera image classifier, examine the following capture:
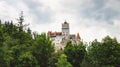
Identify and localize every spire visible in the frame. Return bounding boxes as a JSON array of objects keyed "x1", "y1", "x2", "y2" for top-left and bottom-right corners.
[{"x1": 76, "y1": 33, "x2": 81, "y2": 39}]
